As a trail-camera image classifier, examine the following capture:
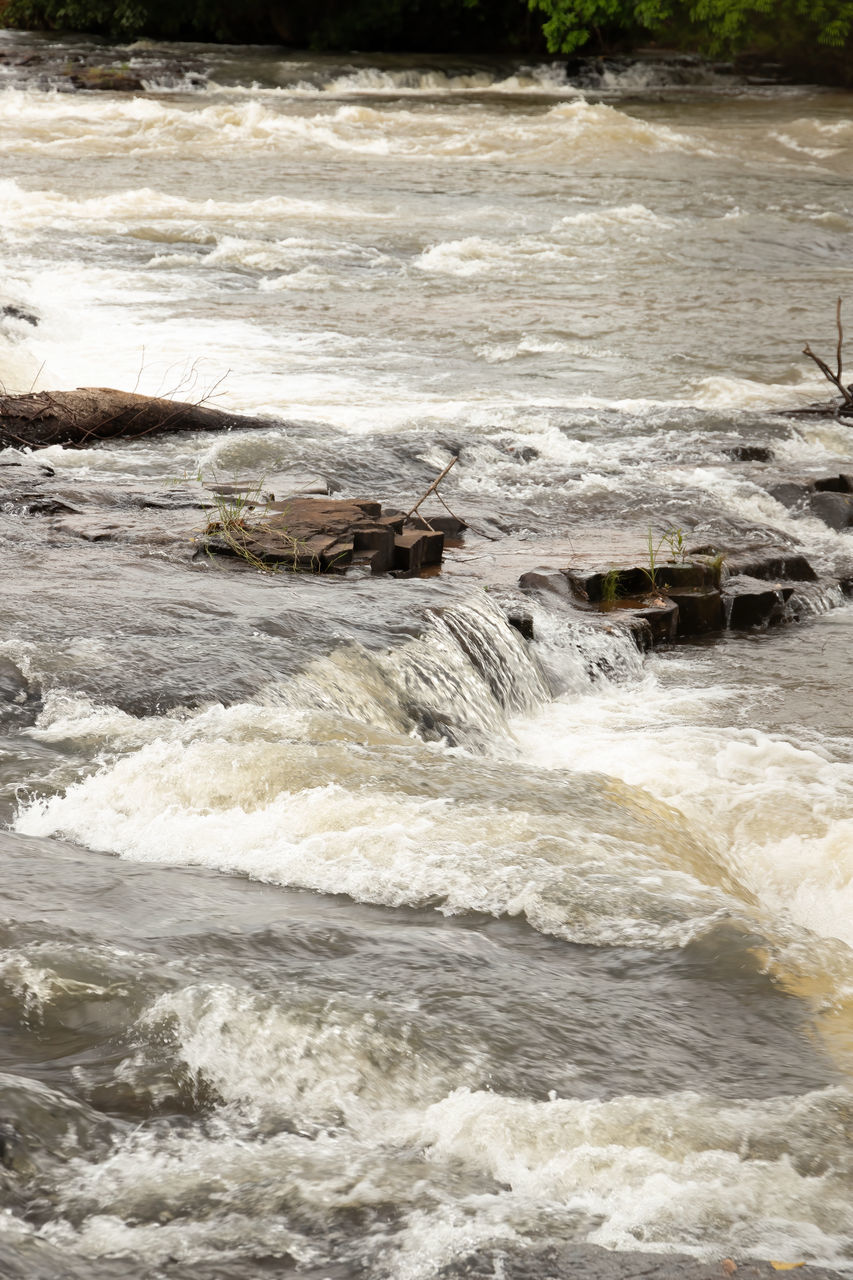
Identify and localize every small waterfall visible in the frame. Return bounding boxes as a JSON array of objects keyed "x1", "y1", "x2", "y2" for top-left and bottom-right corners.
[
  {"x1": 258, "y1": 593, "x2": 552, "y2": 749},
  {"x1": 262, "y1": 593, "x2": 649, "y2": 749},
  {"x1": 786, "y1": 581, "x2": 846, "y2": 619}
]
